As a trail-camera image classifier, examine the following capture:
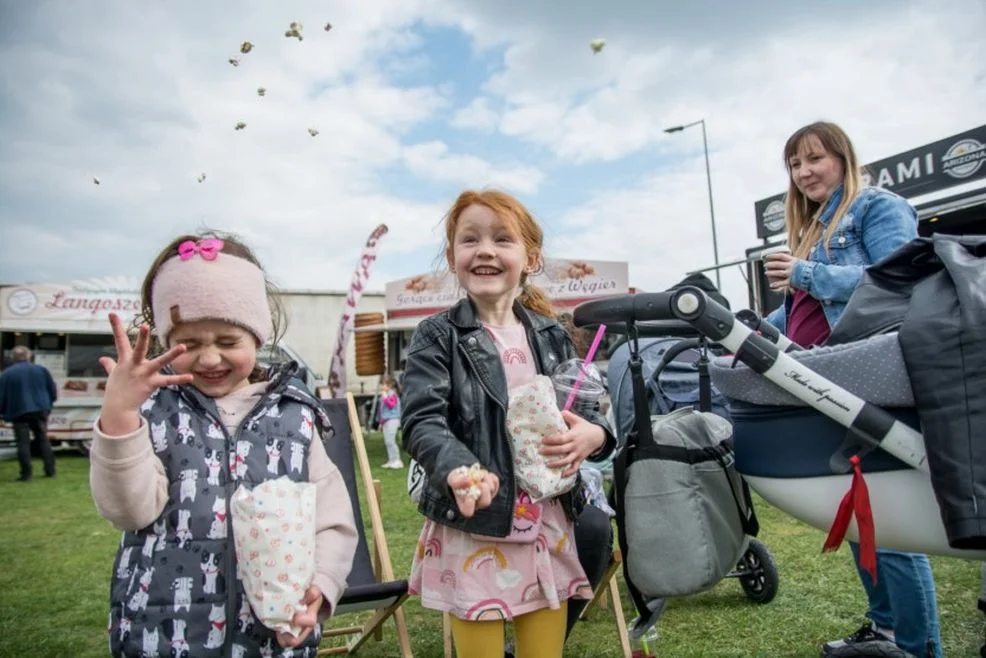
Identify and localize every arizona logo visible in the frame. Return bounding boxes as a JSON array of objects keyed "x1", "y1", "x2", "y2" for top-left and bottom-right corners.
[
  {"x1": 501, "y1": 348, "x2": 527, "y2": 365},
  {"x1": 463, "y1": 546, "x2": 507, "y2": 571}
]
